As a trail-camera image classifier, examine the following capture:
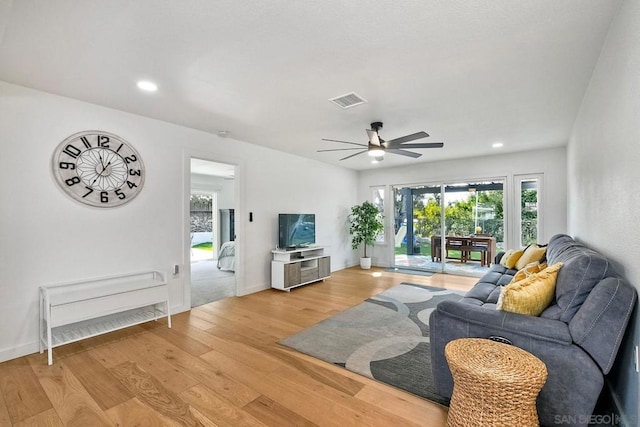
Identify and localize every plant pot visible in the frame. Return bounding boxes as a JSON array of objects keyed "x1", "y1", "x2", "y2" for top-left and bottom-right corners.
[{"x1": 360, "y1": 257, "x2": 372, "y2": 269}]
